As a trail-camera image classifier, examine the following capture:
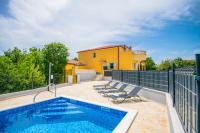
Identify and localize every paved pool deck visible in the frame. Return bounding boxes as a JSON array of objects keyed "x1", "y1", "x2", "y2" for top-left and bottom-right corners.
[{"x1": 0, "y1": 81, "x2": 169, "y2": 133}]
